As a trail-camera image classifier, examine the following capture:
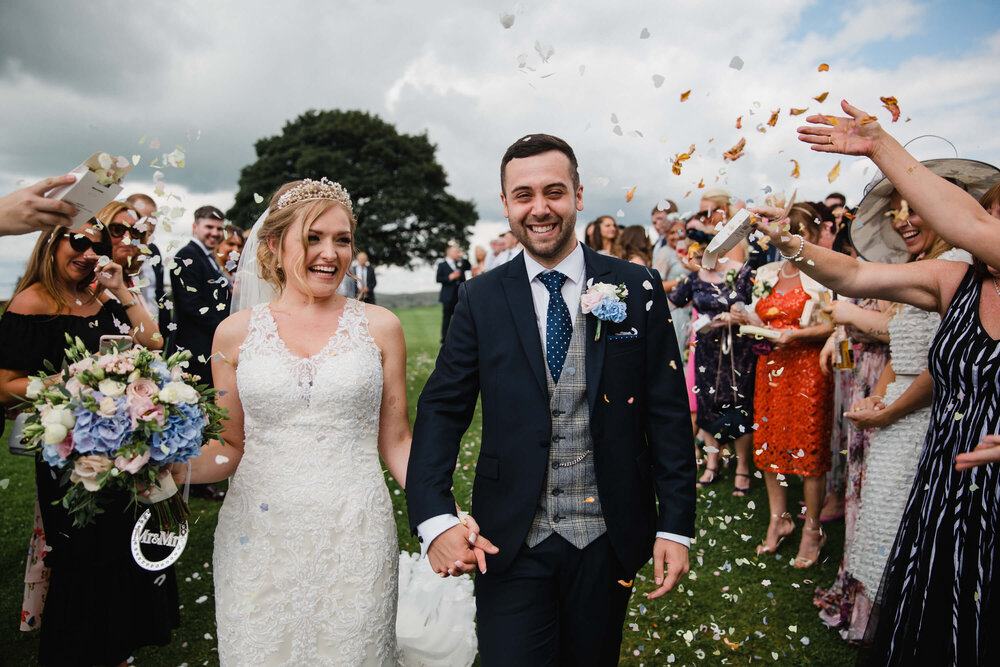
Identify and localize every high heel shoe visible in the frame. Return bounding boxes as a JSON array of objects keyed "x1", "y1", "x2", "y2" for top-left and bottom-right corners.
[
  {"x1": 756, "y1": 512, "x2": 794, "y2": 555},
  {"x1": 696, "y1": 466, "x2": 719, "y2": 488},
  {"x1": 792, "y1": 524, "x2": 827, "y2": 568},
  {"x1": 732, "y1": 472, "x2": 751, "y2": 497}
]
